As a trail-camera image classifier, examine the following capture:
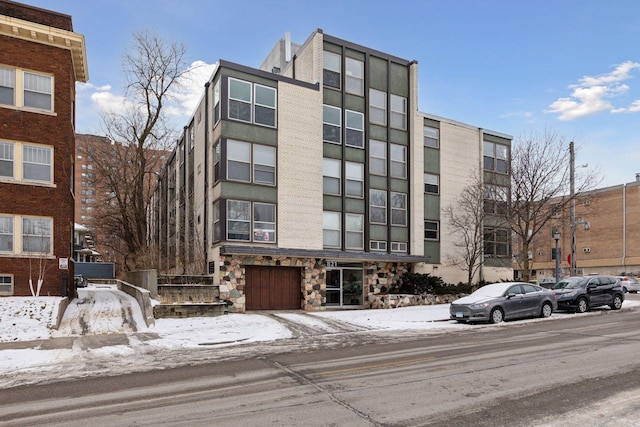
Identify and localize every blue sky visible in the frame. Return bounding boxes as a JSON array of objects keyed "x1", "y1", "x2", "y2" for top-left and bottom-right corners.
[{"x1": 24, "y1": 0, "x2": 640, "y2": 187}]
